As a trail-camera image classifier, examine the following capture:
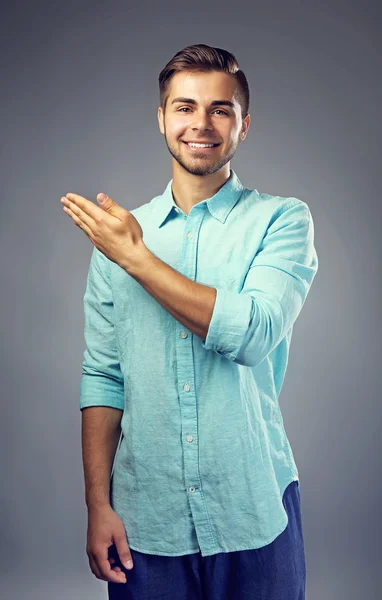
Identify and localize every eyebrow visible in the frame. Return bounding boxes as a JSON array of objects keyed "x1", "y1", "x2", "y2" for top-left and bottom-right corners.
[{"x1": 171, "y1": 97, "x2": 235, "y2": 109}]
